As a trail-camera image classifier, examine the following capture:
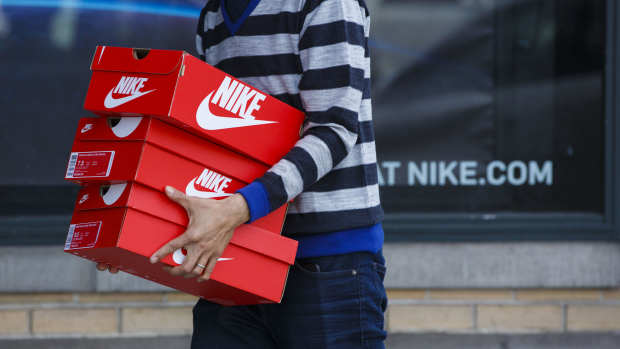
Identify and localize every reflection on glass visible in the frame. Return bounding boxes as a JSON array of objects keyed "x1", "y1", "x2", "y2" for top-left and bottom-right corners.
[
  {"x1": 371, "y1": 0, "x2": 605, "y2": 214},
  {"x1": 50, "y1": 0, "x2": 78, "y2": 49},
  {"x1": 0, "y1": 0, "x2": 608, "y2": 219},
  {"x1": 0, "y1": 0, "x2": 10, "y2": 38},
  {"x1": 0, "y1": 1, "x2": 199, "y2": 216}
]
